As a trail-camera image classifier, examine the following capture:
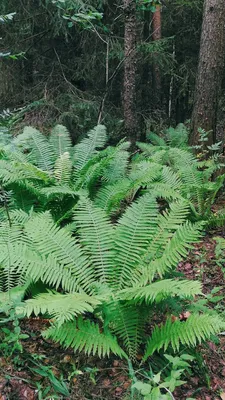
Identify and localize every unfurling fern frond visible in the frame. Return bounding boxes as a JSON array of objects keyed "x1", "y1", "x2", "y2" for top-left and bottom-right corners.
[
  {"x1": 43, "y1": 317, "x2": 126, "y2": 358},
  {"x1": 74, "y1": 125, "x2": 107, "y2": 172},
  {"x1": 49, "y1": 124, "x2": 72, "y2": 158},
  {"x1": 17, "y1": 291, "x2": 101, "y2": 325},
  {"x1": 144, "y1": 314, "x2": 225, "y2": 358}
]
